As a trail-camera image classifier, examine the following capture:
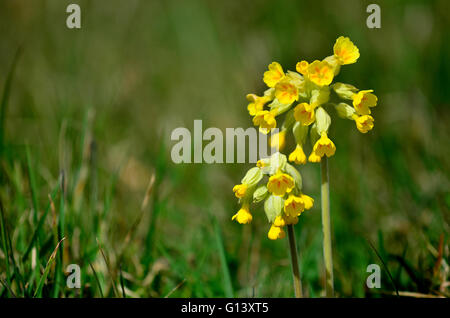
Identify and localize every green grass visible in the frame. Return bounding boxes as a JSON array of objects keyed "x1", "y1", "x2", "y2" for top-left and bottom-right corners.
[{"x1": 0, "y1": 0, "x2": 449, "y2": 298}]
